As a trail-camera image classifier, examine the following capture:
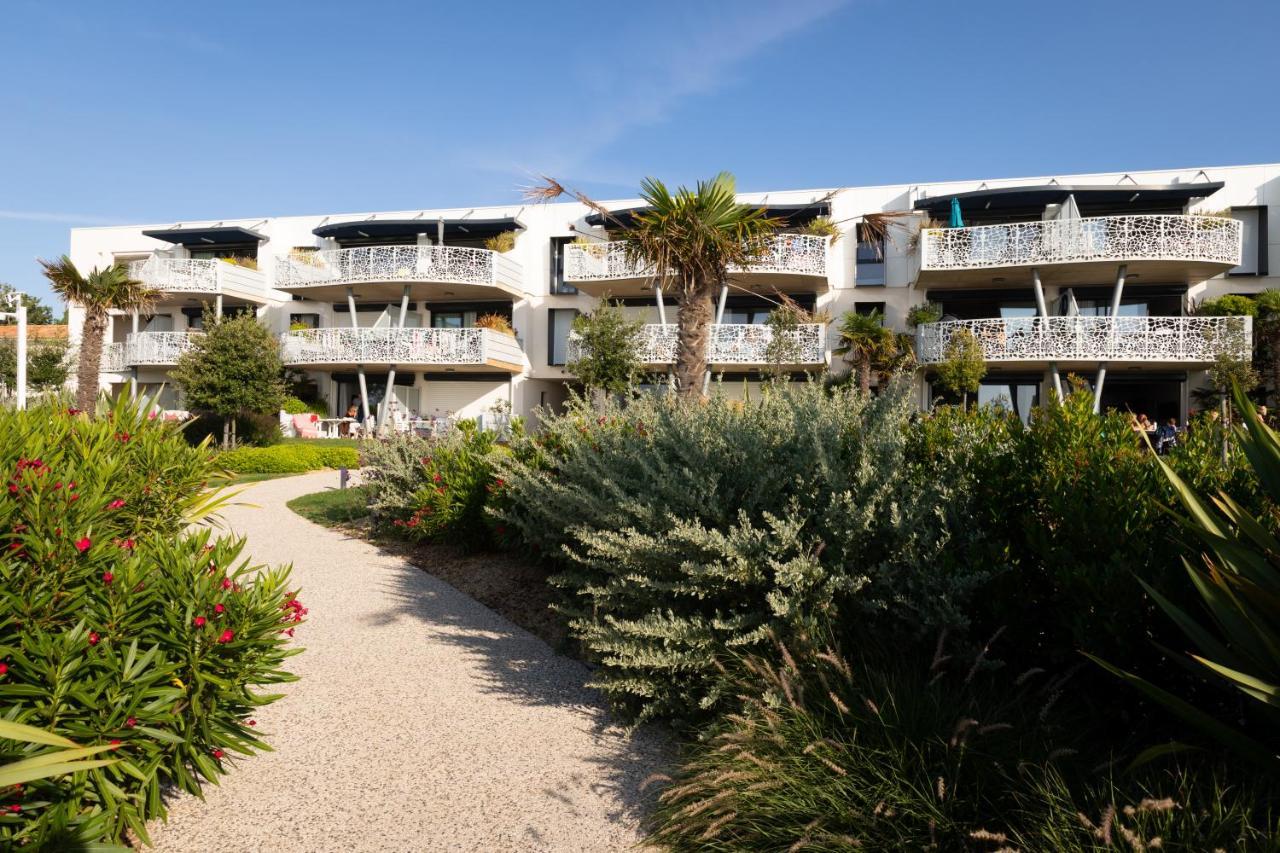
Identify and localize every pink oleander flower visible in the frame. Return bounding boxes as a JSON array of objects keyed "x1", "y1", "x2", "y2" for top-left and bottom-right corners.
[{"x1": 75, "y1": 537, "x2": 91, "y2": 553}]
